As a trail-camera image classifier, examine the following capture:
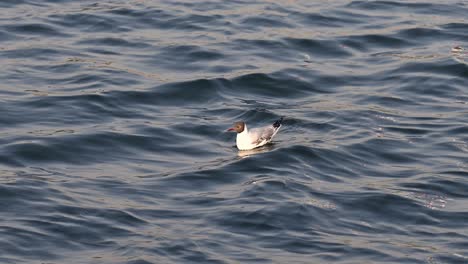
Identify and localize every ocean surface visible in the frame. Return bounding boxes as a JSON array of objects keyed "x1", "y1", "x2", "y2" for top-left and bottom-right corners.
[{"x1": 1, "y1": 0, "x2": 468, "y2": 263}]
